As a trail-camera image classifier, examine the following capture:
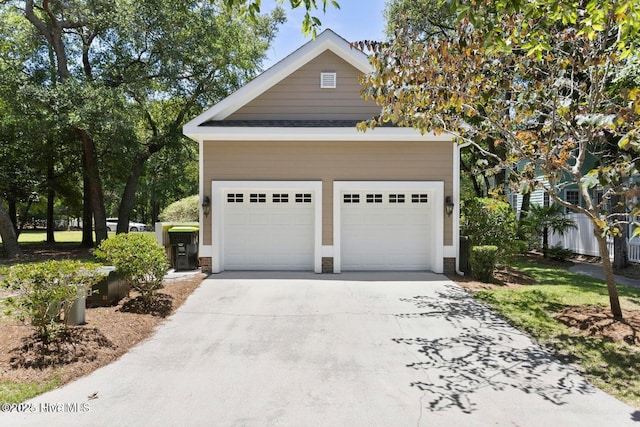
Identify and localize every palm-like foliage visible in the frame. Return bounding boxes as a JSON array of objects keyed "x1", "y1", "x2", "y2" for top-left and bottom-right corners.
[{"x1": 523, "y1": 204, "x2": 576, "y2": 258}]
